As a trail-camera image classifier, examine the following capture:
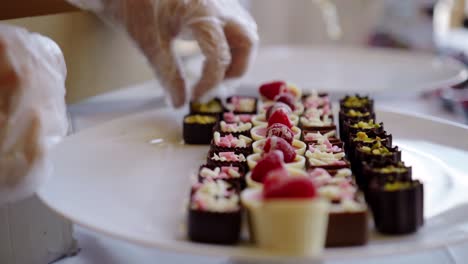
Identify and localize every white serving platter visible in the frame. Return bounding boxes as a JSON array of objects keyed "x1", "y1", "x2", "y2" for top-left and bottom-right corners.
[{"x1": 37, "y1": 105, "x2": 468, "y2": 262}]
